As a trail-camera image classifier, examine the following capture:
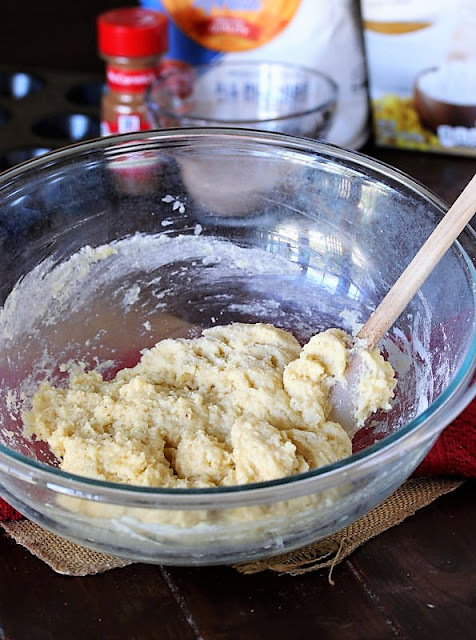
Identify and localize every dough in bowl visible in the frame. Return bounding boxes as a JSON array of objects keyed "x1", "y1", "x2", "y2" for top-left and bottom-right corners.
[{"x1": 23, "y1": 322, "x2": 396, "y2": 488}]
